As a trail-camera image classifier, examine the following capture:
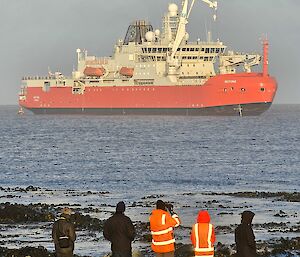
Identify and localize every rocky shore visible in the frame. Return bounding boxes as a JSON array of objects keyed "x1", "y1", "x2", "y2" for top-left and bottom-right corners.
[
  {"x1": 0, "y1": 238, "x2": 299, "y2": 257},
  {"x1": 0, "y1": 187, "x2": 299, "y2": 257}
]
